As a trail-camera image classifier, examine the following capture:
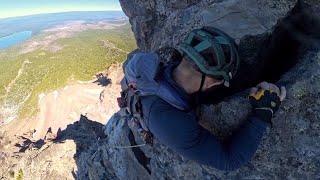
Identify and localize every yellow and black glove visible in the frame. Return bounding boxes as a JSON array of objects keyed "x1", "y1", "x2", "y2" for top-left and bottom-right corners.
[{"x1": 249, "y1": 89, "x2": 281, "y2": 124}]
